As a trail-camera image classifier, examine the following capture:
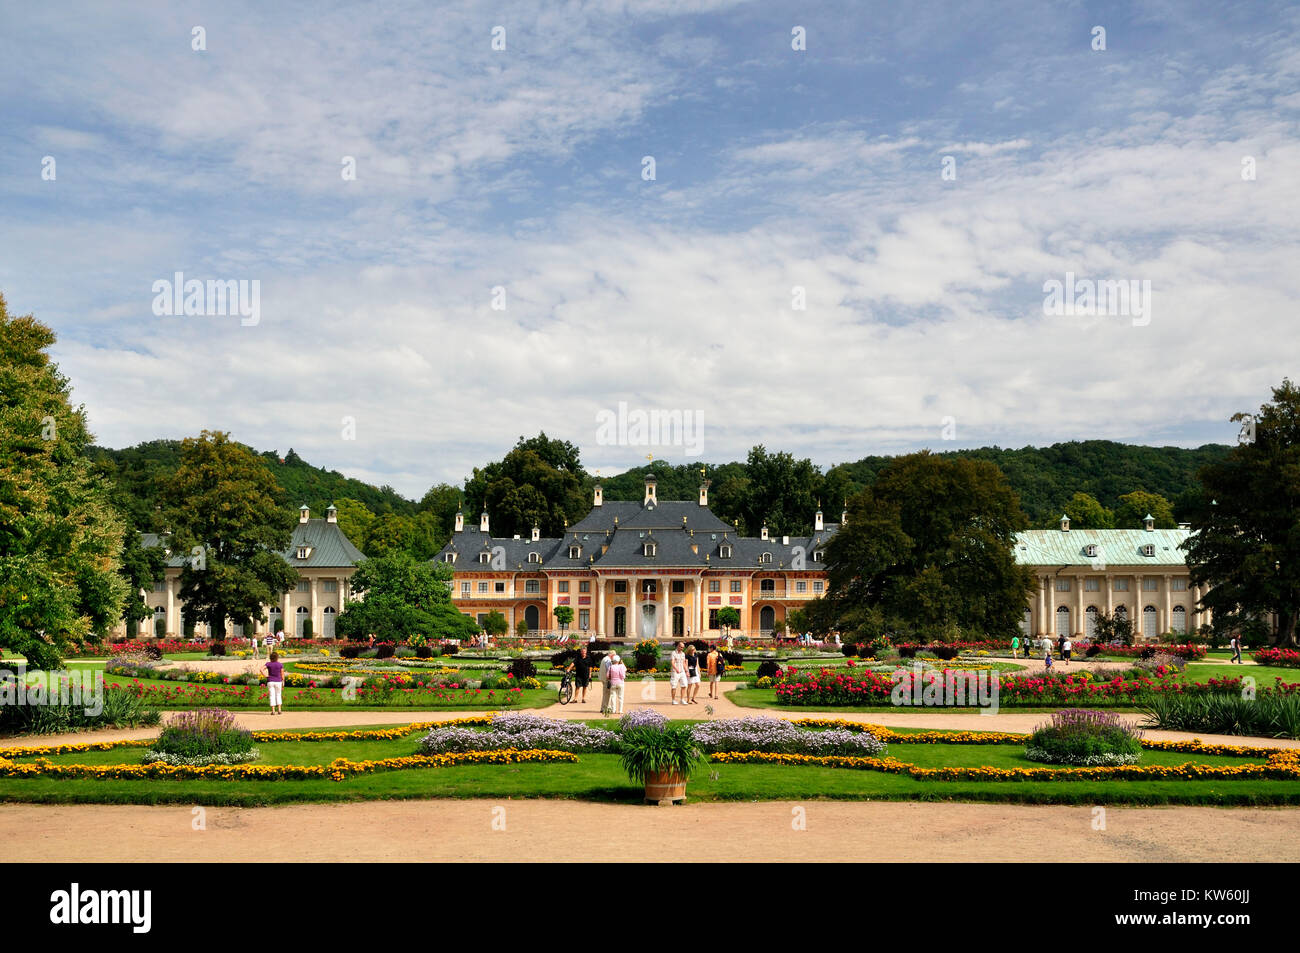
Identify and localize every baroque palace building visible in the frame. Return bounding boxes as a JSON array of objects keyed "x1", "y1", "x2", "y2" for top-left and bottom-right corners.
[
  {"x1": 113, "y1": 487, "x2": 1216, "y2": 644},
  {"x1": 437, "y1": 479, "x2": 839, "y2": 639}
]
